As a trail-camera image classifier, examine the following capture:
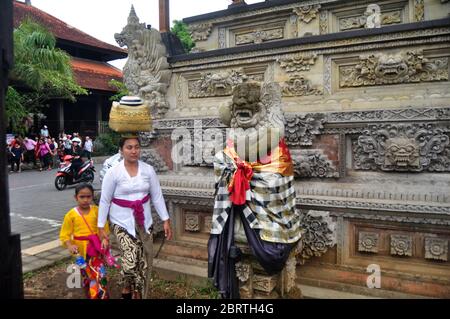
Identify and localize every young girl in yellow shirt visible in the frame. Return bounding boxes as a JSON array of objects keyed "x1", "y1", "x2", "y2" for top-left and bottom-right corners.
[{"x1": 60, "y1": 183, "x2": 117, "y2": 299}]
